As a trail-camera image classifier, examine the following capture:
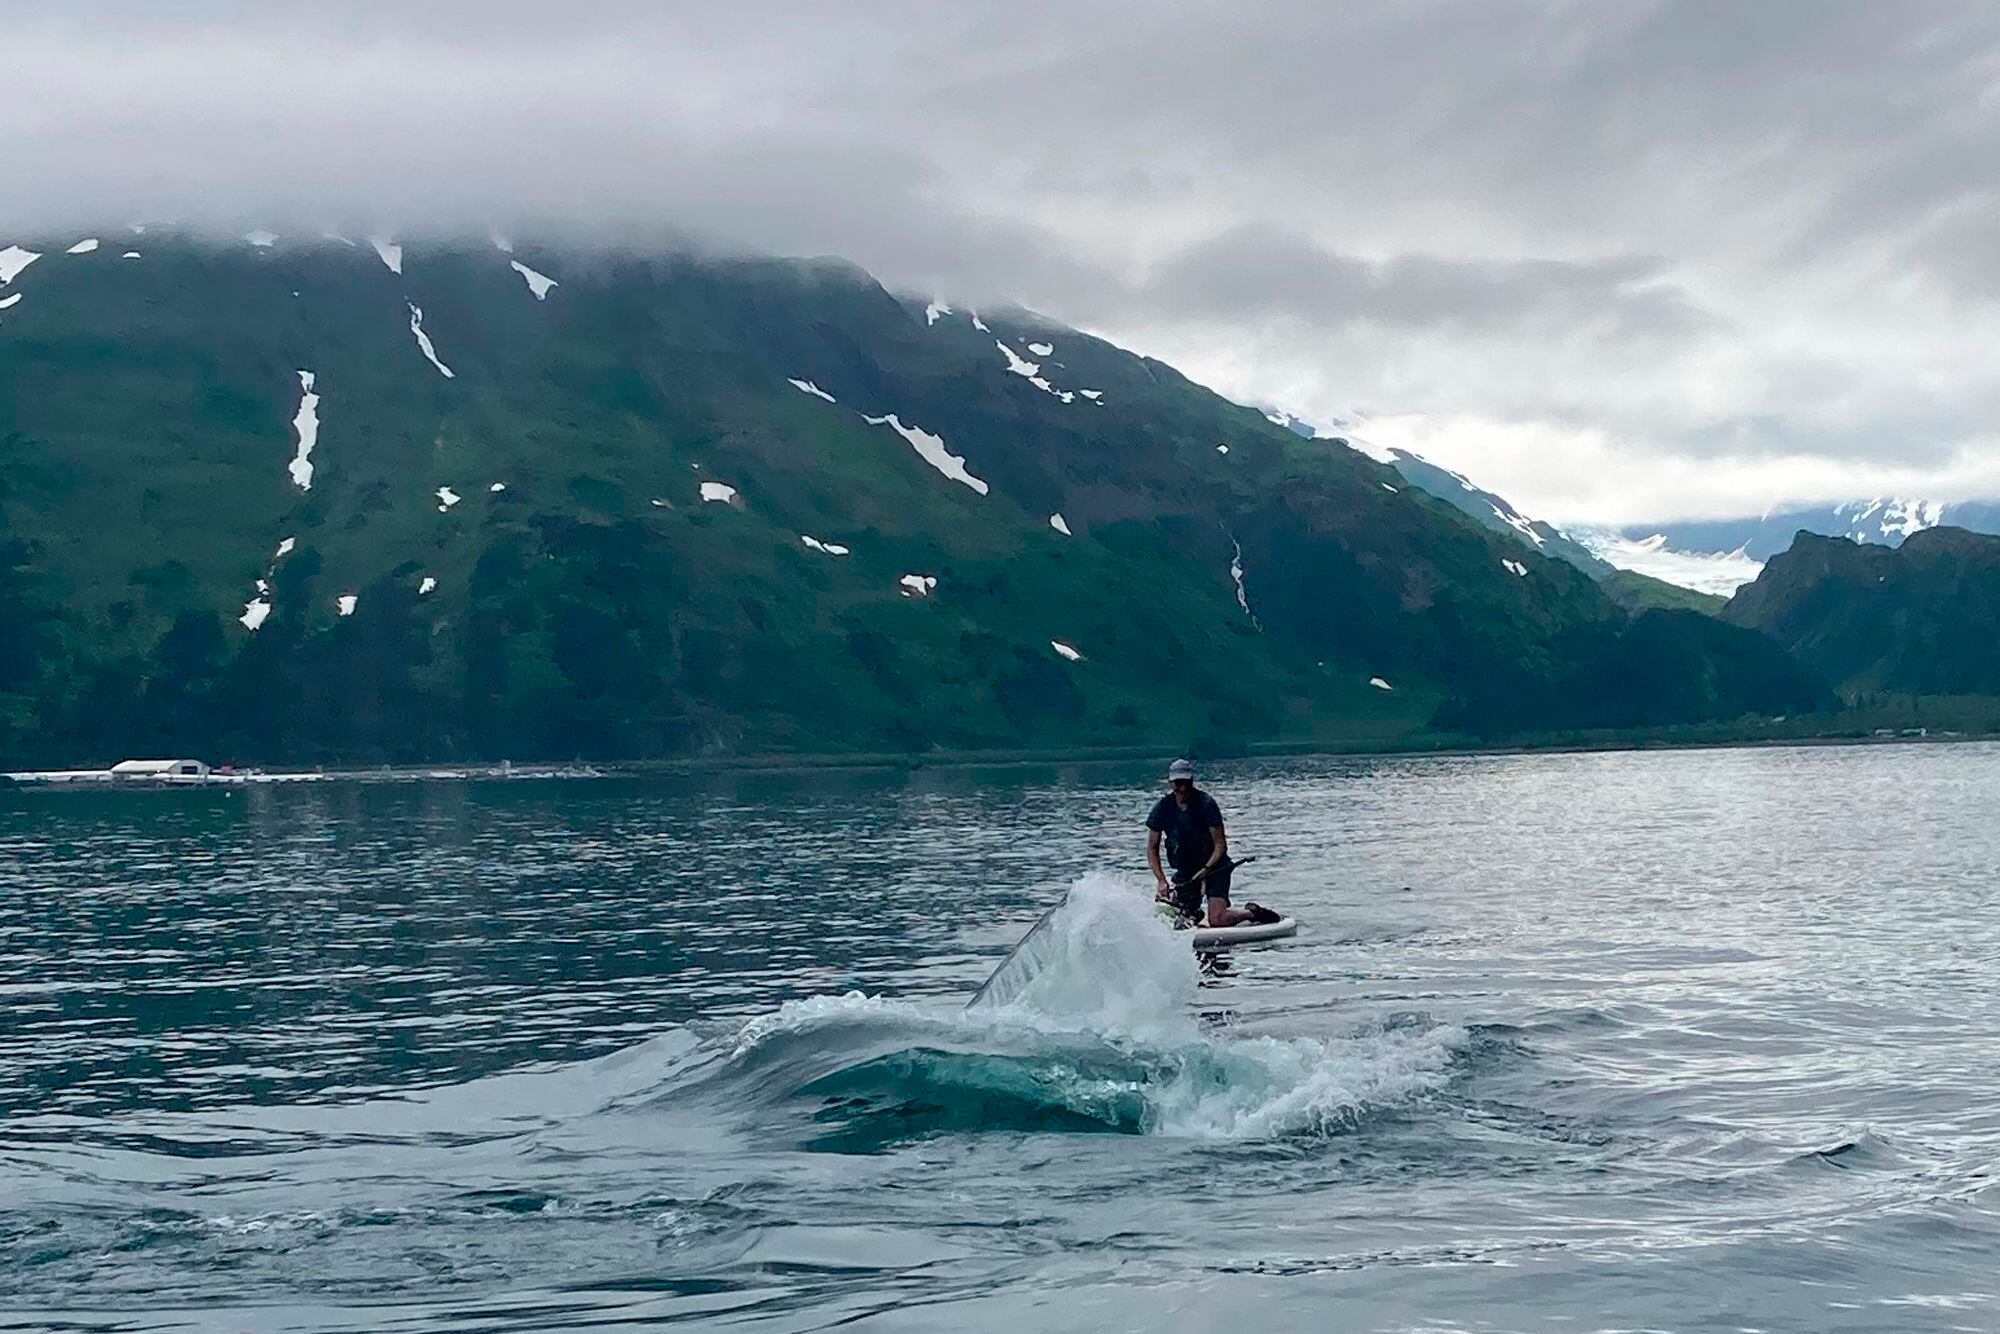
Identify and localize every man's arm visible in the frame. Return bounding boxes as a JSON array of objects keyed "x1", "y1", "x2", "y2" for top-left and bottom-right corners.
[
  {"x1": 1203, "y1": 798, "x2": 1228, "y2": 870},
  {"x1": 1147, "y1": 828, "x2": 1169, "y2": 897}
]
